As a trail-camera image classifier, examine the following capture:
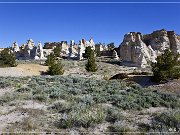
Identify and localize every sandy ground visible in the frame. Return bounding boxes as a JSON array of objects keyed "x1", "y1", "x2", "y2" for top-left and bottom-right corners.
[
  {"x1": 0, "y1": 62, "x2": 138, "y2": 78},
  {"x1": 0, "y1": 81, "x2": 48, "y2": 132},
  {"x1": 0, "y1": 111, "x2": 28, "y2": 132},
  {"x1": 0, "y1": 64, "x2": 48, "y2": 77},
  {"x1": 0, "y1": 88, "x2": 15, "y2": 97},
  {"x1": 21, "y1": 100, "x2": 47, "y2": 110},
  {"x1": 0, "y1": 88, "x2": 28, "y2": 132}
]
